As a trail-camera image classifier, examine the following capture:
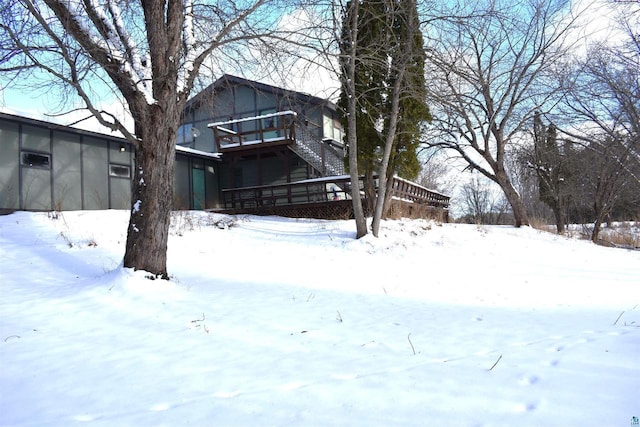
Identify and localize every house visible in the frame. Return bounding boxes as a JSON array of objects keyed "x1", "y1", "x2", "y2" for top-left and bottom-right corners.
[
  {"x1": 0, "y1": 111, "x2": 218, "y2": 212},
  {"x1": 176, "y1": 74, "x2": 357, "y2": 216},
  {"x1": 179, "y1": 74, "x2": 345, "y2": 190},
  {"x1": 1, "y1": 74, "x2": 449, "y2": 219},
  {"x1": 180, "y1": 74, "x2": 449, "y2": 219}
]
